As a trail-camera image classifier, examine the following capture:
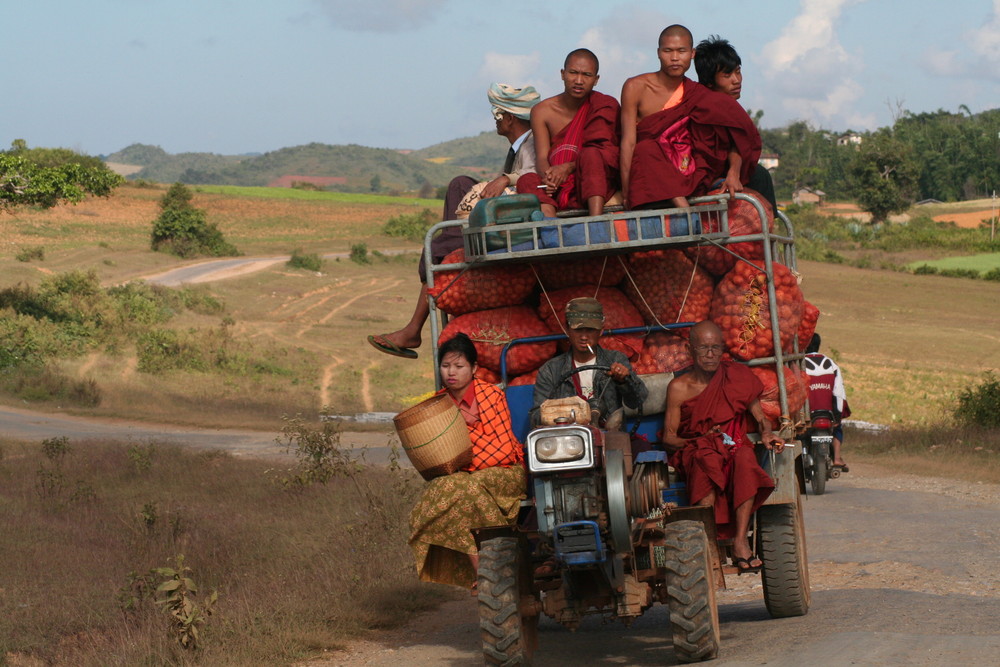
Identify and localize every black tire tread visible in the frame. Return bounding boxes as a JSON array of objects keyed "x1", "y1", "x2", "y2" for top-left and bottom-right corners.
[
  {"x1": 758, "y1": 504, "x2": 810, "y2": 618},
  {"x1": 479, "y1": 537, "x2": 532, "y2": 666},
  {"x1": 662, "y1": 520, "x2": 720, "y2": 663}
]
